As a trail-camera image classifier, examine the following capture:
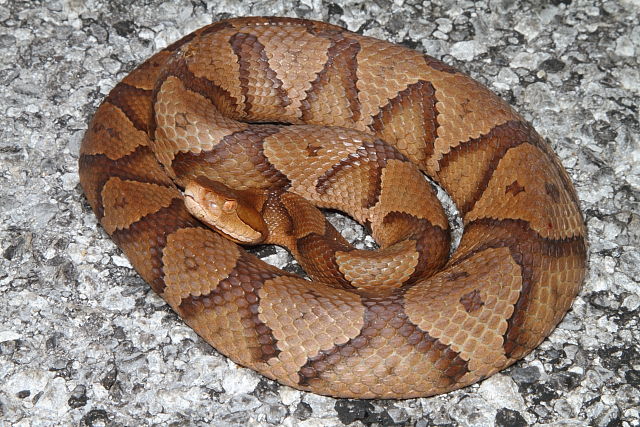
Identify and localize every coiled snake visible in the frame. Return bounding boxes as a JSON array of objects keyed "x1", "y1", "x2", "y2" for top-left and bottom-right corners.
[{"x1": 79, "y1": 17, "x2": 587, "y2": 398}]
